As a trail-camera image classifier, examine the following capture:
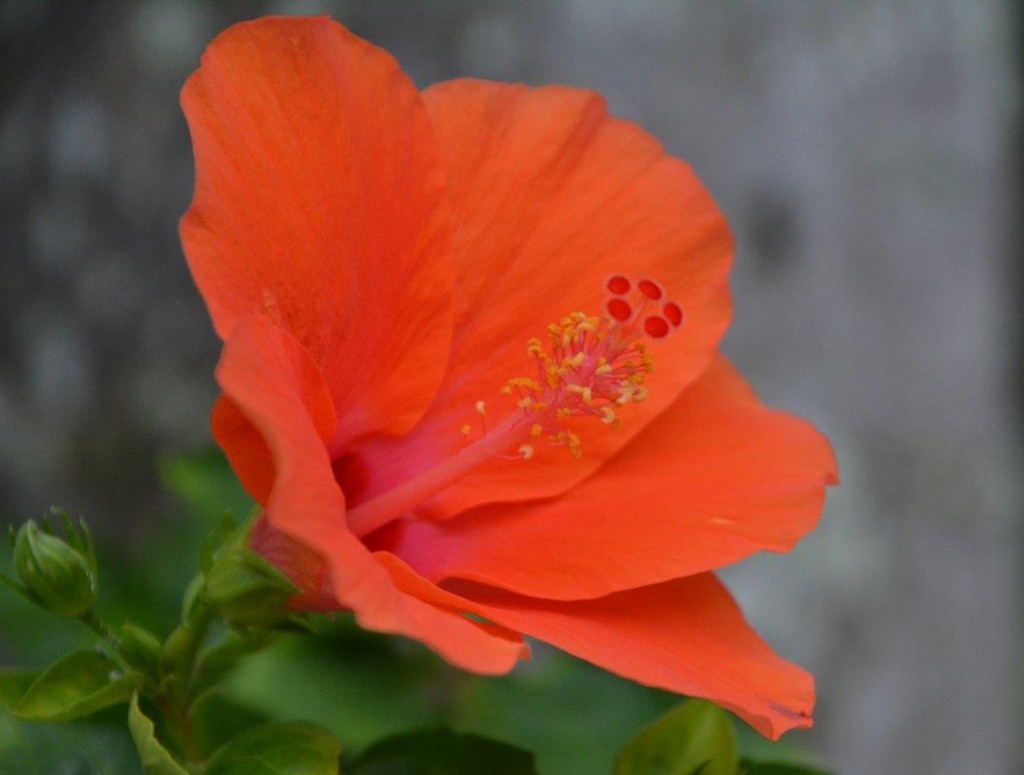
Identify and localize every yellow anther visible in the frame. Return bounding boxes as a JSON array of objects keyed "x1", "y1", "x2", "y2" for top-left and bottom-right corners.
[
  {"x1": 460, "y1": 424, "x2": 472, "y2": 436},
  {"x1": 508, "y1": 377, "x2": 542, "y2": 392},
  {"x1": 565, "y1": 430, "x2": 583, "y2": 459},
  {"x1": 475, "y1": 400, "x2": 487, "y2": 415},
  {"x1": 490, "y1": 301, "x2": 663, "y2": 464}
]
